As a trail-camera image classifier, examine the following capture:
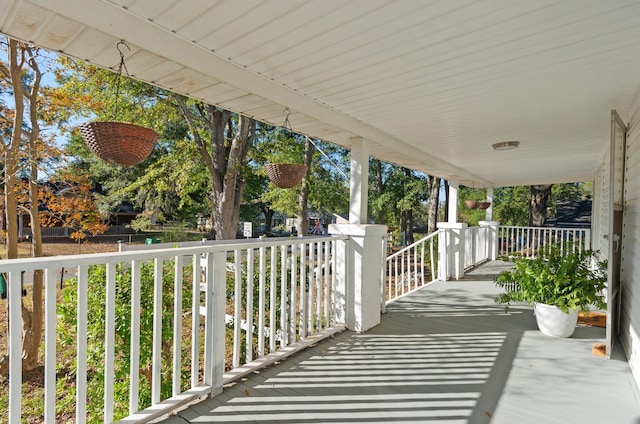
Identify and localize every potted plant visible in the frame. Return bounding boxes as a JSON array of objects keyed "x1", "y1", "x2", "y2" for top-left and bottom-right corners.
[{"x1": 494, "y1": 243, "x2": 607, "y2": 337}]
